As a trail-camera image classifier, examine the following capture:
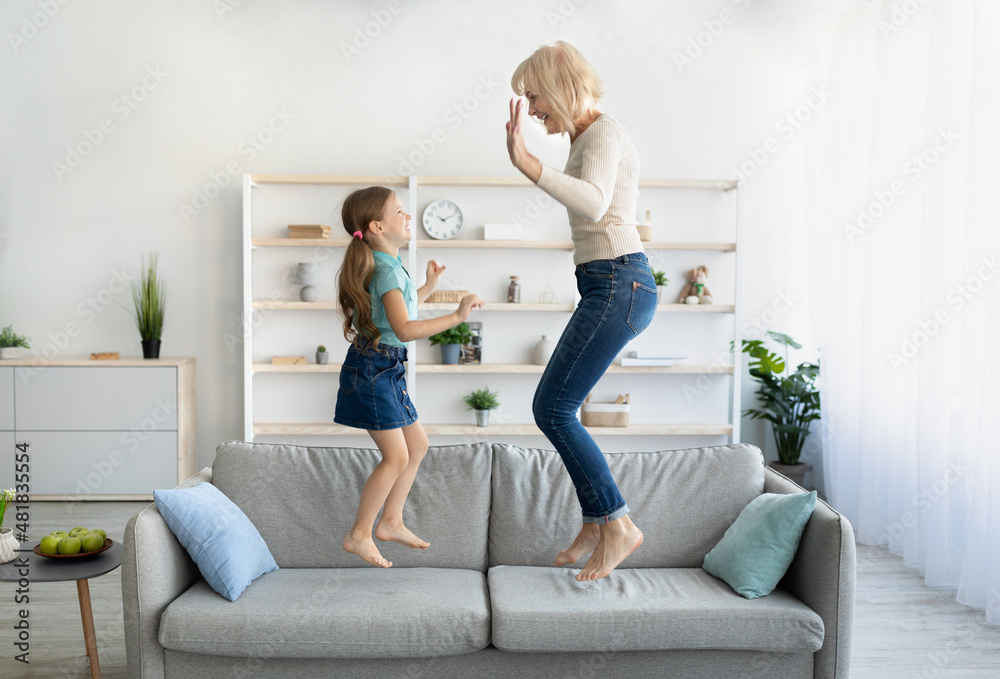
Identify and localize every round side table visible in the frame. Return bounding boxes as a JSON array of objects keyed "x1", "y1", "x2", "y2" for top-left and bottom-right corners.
[{"x1": 0, "y1": 541, "x2": 123, "y2": 679}]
